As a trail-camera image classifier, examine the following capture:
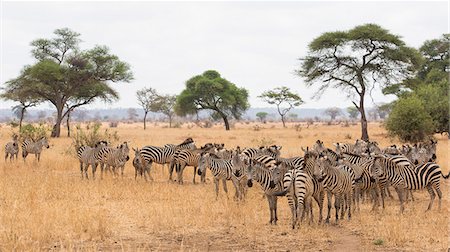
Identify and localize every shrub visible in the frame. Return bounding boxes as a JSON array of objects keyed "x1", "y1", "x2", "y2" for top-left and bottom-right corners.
[
  {"x1": 71, "y1": 122, "x2": 119, "y2": 151},
  {"x1": 19, "y1": 123, "x2": 50, "y2": 141},
  {"x1": 385, "y1": 95, "x2": 434, "y2": 142},
  {"x1": 109, "y1": 121, "x2": 119, "y2": 128},
  {"x1": 294, "y1": 124, "x2": 302, "y2": 132}
]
